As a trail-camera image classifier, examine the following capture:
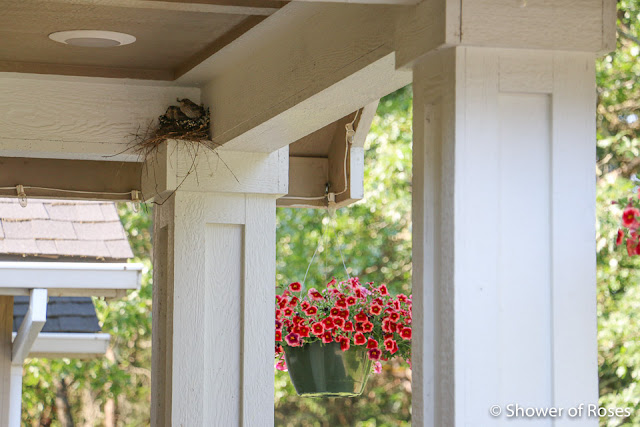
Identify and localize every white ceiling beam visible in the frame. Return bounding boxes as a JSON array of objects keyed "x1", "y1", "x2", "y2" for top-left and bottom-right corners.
[
  {"x1": 0, "y1": 262, "x2": 142, "y2": 298},
  {"x1": 141, "y1": 140, "x2": 288, "y2": 202},
  {"x1": 12, "y1": 332, "x2": 111, "y2": 359},
  {"x1": 0, "y1": 75, "x2": 199, "y2": 162},
  {"x1": 184, "y1": 2, "x2": 410, "y2": 152},
  {"x1": 12, "y1": 289, "x2": 47, "y2": 364}
]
